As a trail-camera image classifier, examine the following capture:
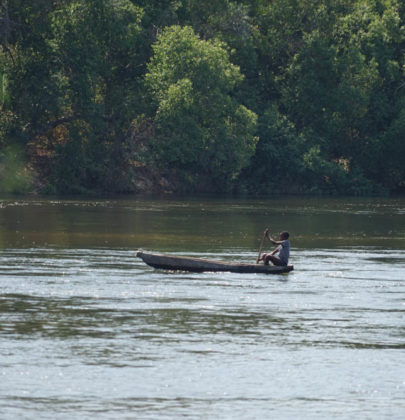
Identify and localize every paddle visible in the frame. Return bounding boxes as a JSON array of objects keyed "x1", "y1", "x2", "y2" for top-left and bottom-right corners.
[{"x1": 256, "y1": 229, "x2": 268, "y2": 264}]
